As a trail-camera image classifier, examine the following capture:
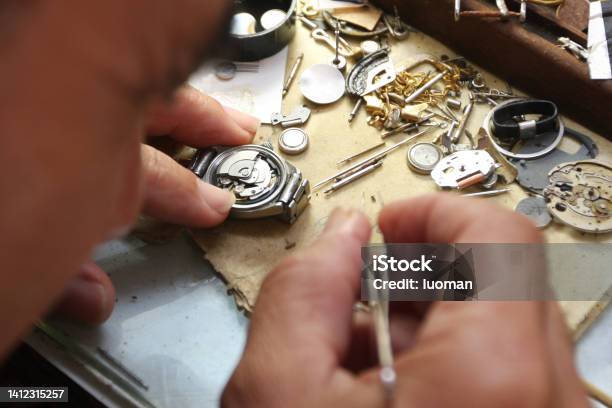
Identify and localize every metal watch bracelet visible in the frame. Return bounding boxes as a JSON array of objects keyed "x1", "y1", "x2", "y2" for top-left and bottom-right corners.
[{"x1": 189, "y1": 147, "x2": 310, "y2": 224}]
